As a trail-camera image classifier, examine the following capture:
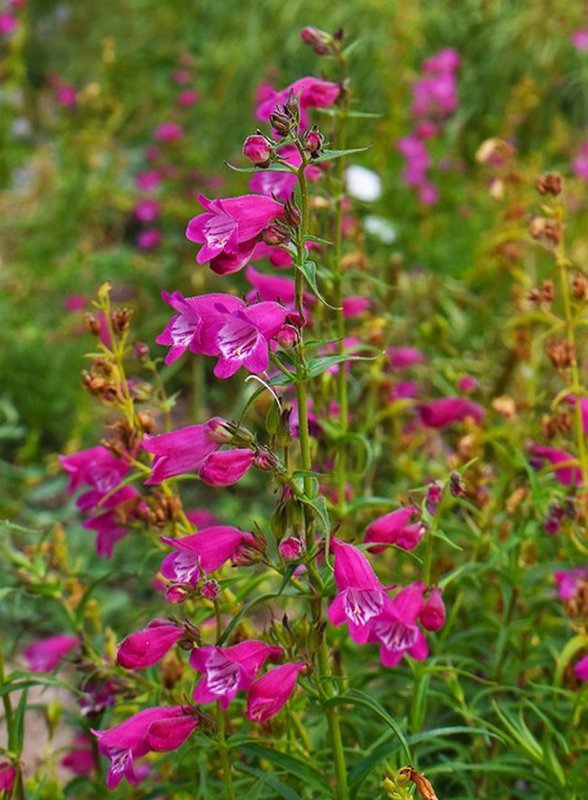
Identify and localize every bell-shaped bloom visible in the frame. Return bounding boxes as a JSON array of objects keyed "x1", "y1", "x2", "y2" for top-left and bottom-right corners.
[
  {"x1": 200, "y1": 301, "x2": 287, "y2": 378},
  {"x1": 93, "y1": 706, "x2": 198, "y2": 789},
  {"x1": 388, "y1": 346, "x2": 425, "y2": 370},
  {"x1": 418, "y1": 397, "x2": 485, "y2": 428},
  {"x1": 256, "y1": 76, "x2": 340, "y2": 129},
  {"x1": 368, "y1": 582, "x2": 429, "y2": 668},
  {"x1": 245, "y1": 662, "x2": 306, "y2": 722},
  {"x1": 117, "y1": 620, "x2": 185, "y2": 670},
  {"x1": 160, "y1": 525, "x2": 256, "y2": 587},
  {"x1": 82, "y1": 506, "x2": 132, "y2": 558},
  {"x1": 574, "y1": 656, "x2": 588, "y2": 682},
  {"x1": 60, "y1": 446, "x2": 130, "y2": 511},
  {"x1": 365, "y1": 506, "x2": 425, "y2": 552},
  {"x1": 190, "y1": 641, "x2": 283, "y2": 709},
  {"x1": 142, "y1": 418, "x2": 226, "y2": 484},
  {"x1": 24, "y1": 634, "x2": 79, "y2": 673},
  {"x1": 245, "y1": 266, "x2": 314, "y2": 309},
  {"x1": 61, "y1": 735, "x2": 95, "y2": 776},
  {"x1": 420, "y1": 587, "x2": 446, "y2": 631},
  {"x1": 554, "y1": 568, "x2": 588, "y2": 601},
  {"x1": 198, "y1": 448, "x2": 255, "y2": 486},
  {"x1": 327, "y1": 539, "x2": 388, "y2": 643},
  {"x1": 529, "y1": 443, "x2": 582, "y2": 486},
  {"x1": 156, "y1": 291, "x2": 244, "y2": 365},
  {"x1": 186, "y1": 194, "x2": 284, "y2": 274}
]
